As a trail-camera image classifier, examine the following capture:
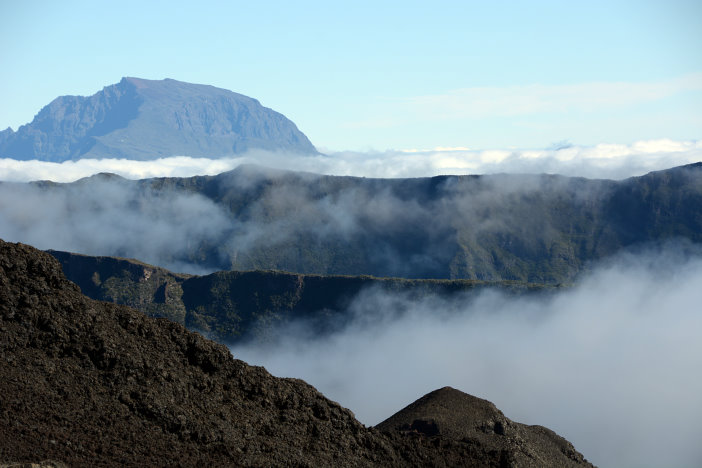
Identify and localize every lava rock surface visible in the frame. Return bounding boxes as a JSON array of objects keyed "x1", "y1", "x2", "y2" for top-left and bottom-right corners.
[{"x1": 0, "y1": 239, "x2": 594, "y2": 467}]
